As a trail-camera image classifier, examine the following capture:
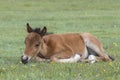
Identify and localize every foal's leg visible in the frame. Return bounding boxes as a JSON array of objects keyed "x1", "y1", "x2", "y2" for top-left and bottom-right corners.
[
  {"x1": 50, "y1": 50, "x2": 81, "y2": 63},
  {"x1": 88, "y1": 40, "x2": 112, "y2": 61},
  {"x1": 34, "y1": 56, "x2": 49, "y2": 62},
  {"x1": 81, "y1": 33, "x2": 112, "y2": 61},
  {"x1": 33, "y1": 53, "x2": 50, "y2": 62}
]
